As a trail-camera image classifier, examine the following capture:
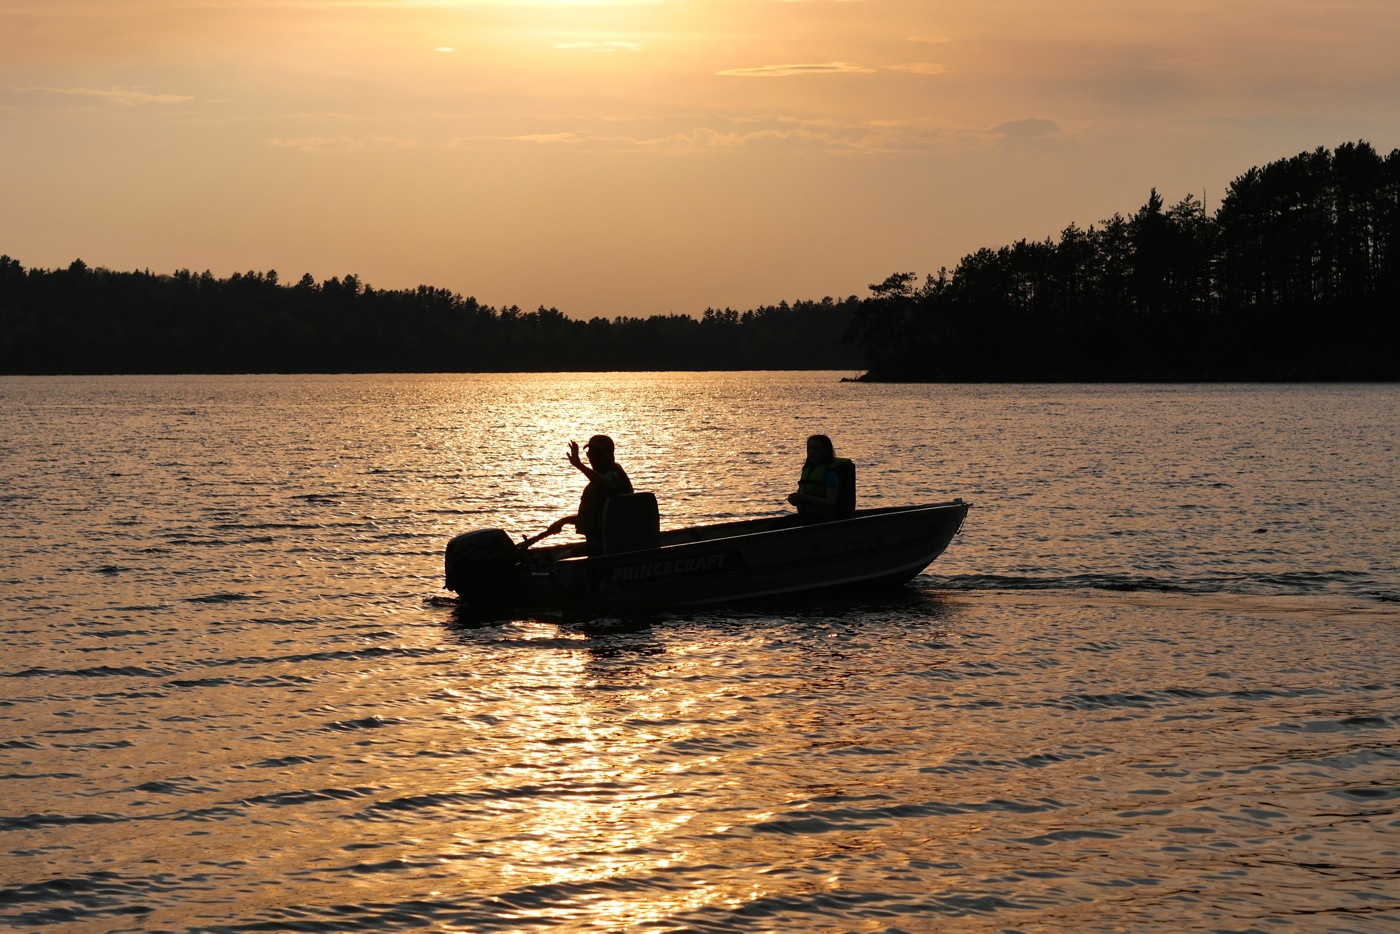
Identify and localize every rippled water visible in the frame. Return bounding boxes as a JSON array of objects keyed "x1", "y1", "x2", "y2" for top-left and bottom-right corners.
[{"x1": 2, "y1": 374, "x2": 1397, "y2": 932}]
